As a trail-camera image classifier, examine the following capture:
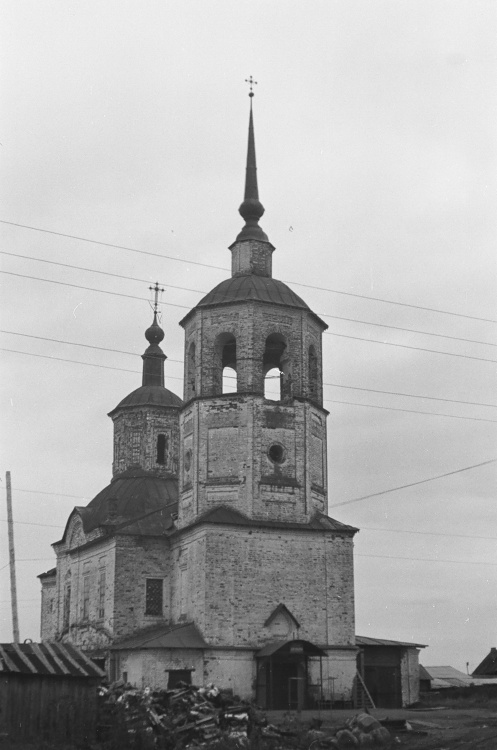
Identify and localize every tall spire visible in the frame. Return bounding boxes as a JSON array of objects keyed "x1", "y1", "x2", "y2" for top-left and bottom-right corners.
[
  {"x1": 142, "y1": 282, "x2": 166, "y2": 387},
  {"x1": 236, "y1": 78, "x2": 268, "y2": 242}
]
